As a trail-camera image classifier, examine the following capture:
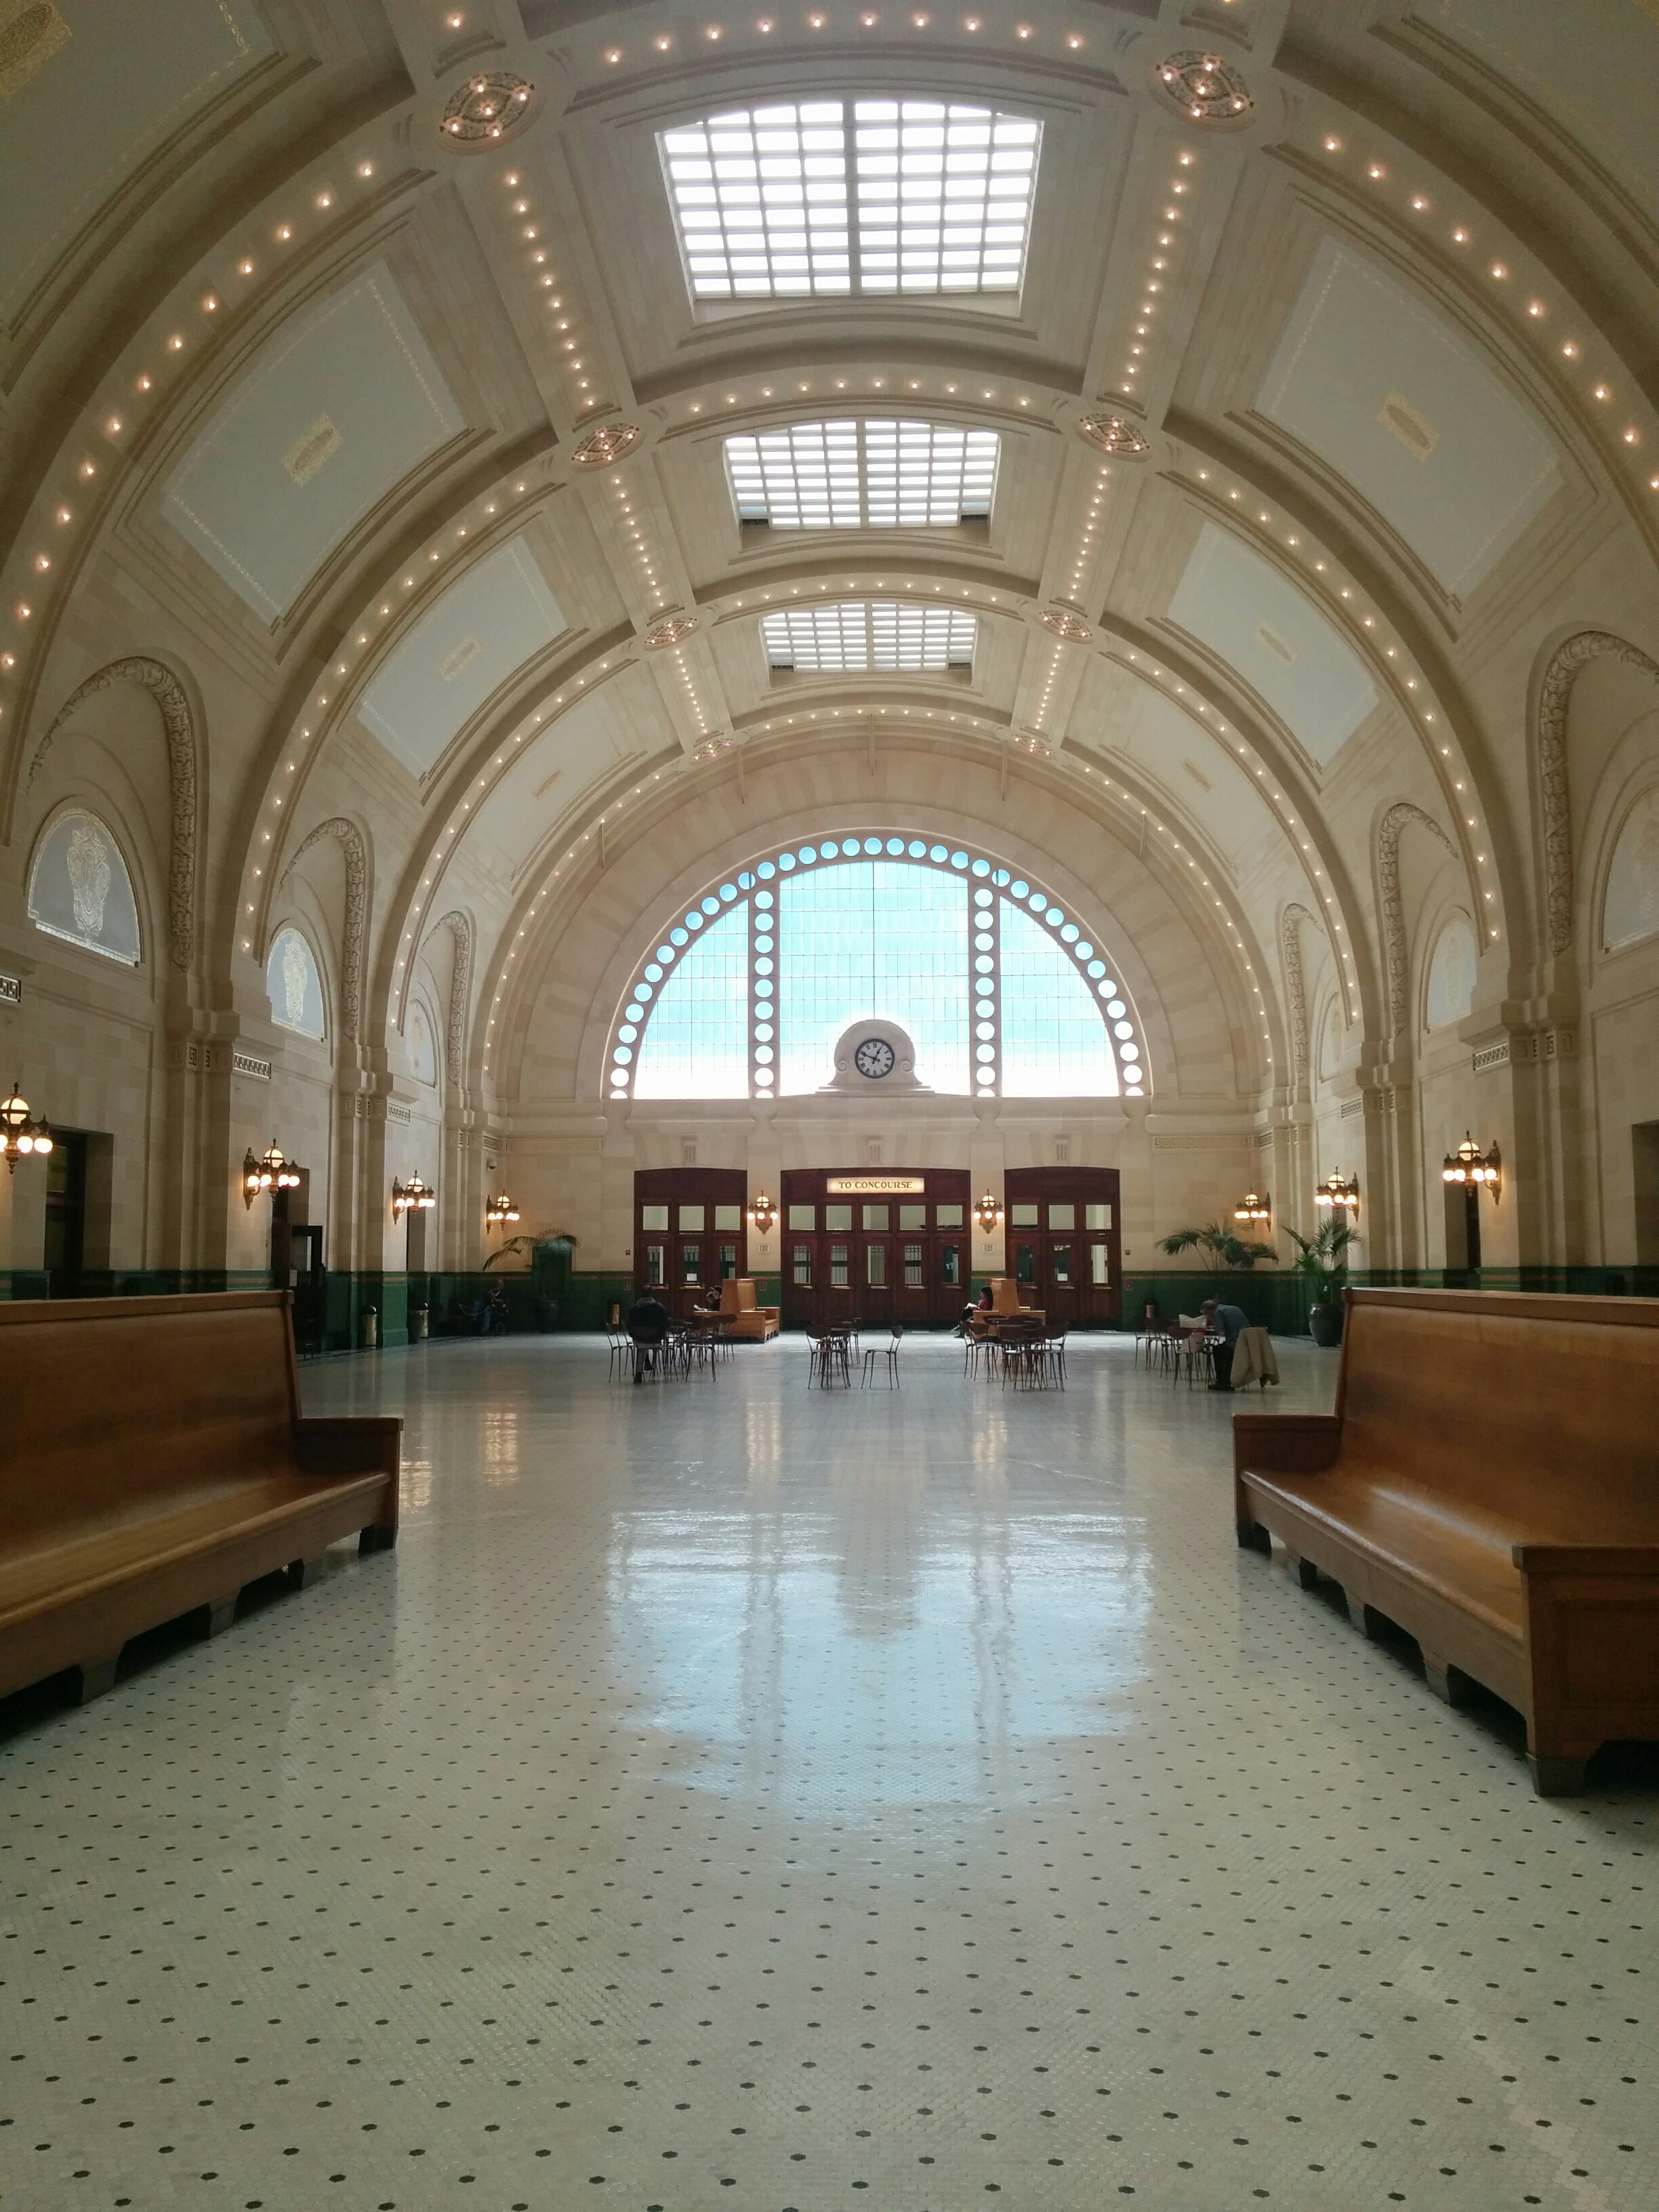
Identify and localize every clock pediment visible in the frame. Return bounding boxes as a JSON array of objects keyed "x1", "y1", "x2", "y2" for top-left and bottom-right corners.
[{"x1": 821, "y1": 1019, "x2": 929, "y2": 1094}]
